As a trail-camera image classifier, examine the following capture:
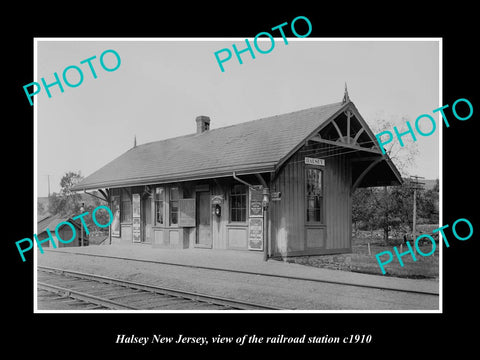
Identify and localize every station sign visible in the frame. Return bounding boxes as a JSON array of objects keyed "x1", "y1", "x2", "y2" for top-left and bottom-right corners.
[{"x1": 305, "y1": 157, "x2": 325, "y2": 166}]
